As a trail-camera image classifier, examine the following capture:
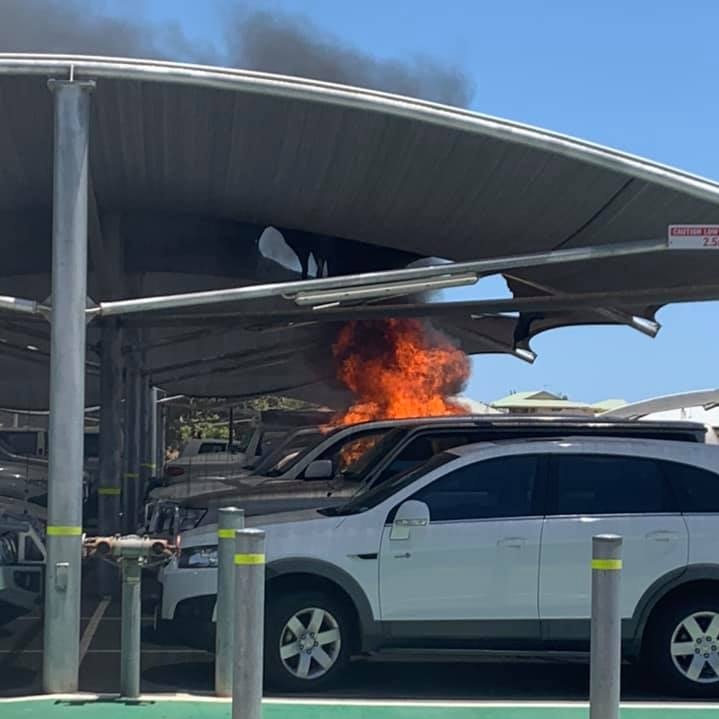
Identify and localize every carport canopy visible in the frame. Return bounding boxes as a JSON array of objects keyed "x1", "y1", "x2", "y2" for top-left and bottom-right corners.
[{"x1": 0, "y1": 54, "x2": 718, "y2": 409}]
